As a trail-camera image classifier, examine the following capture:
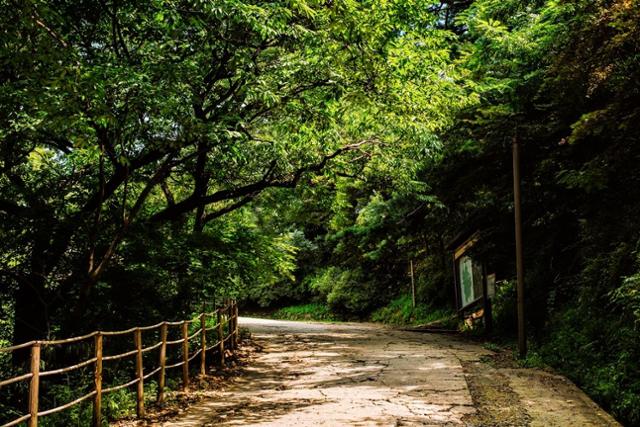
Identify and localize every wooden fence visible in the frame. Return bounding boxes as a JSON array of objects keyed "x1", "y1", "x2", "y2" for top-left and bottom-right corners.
[{"x1": 0, "y1": 300, "x2": 239, "y2": 427}]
